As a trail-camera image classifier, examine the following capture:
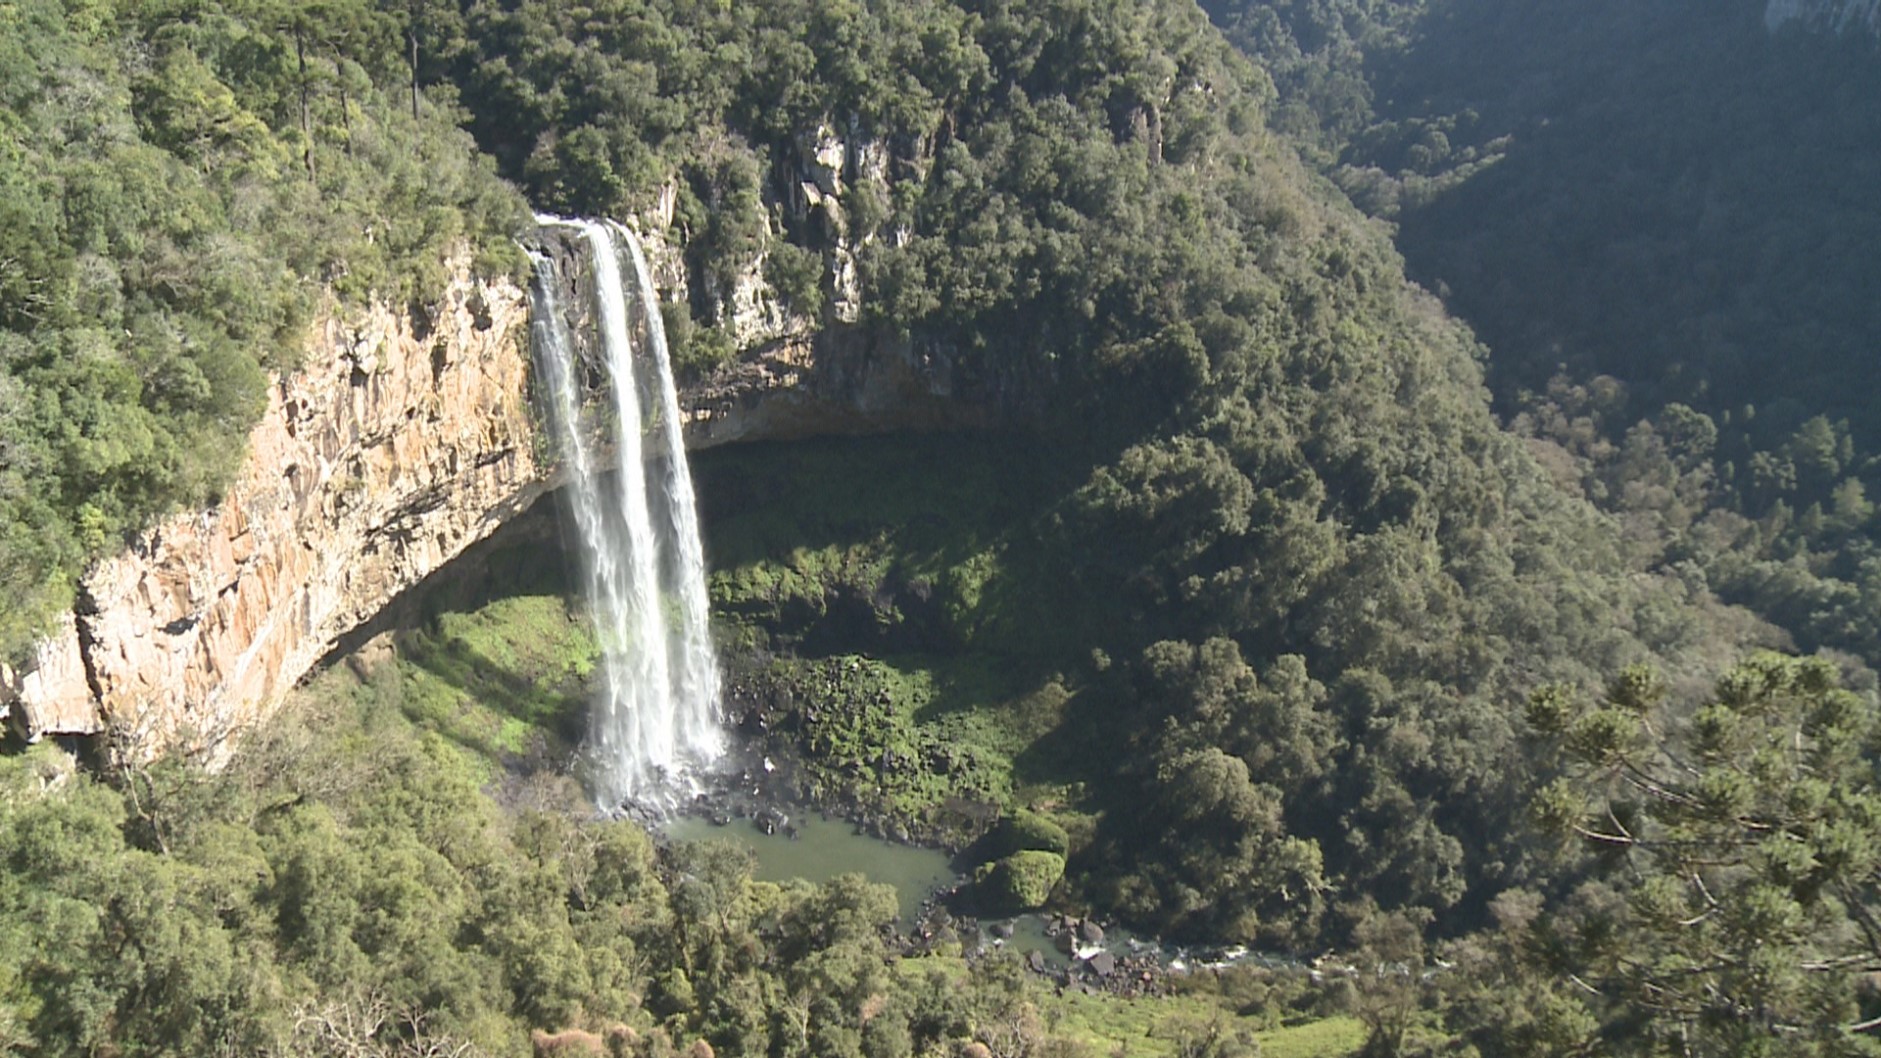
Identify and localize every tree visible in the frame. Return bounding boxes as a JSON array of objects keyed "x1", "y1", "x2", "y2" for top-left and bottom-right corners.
[{"x1": 1526, "y1": 654, "x2": 1881, "y2": 1056}]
